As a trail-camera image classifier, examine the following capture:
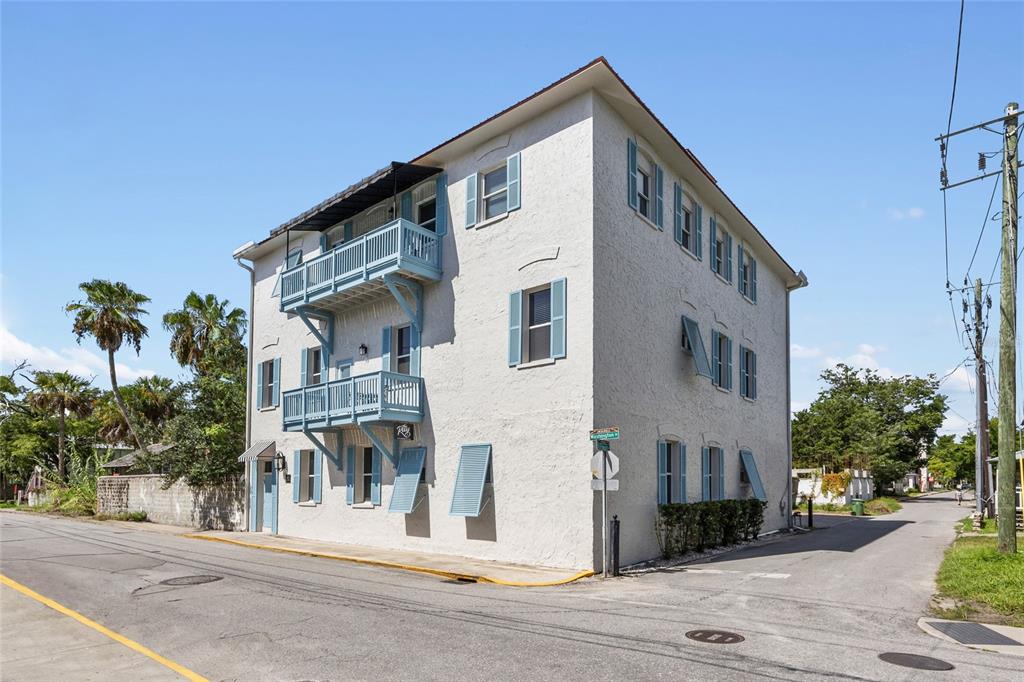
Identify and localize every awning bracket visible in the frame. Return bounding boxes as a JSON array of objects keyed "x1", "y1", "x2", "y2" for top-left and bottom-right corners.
[
  {"x1": 295, "y1": 306, "x2": 335, "y2": 356},
  {"x1": 303, "y1": 428, "x2": 341, "y2": 469},
  {"x1": 358, "y1": 421, "x2": 398, "y2": 468},
  {"x1": 383, "y1": 274, "x2": 423, "y2": 332}
]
